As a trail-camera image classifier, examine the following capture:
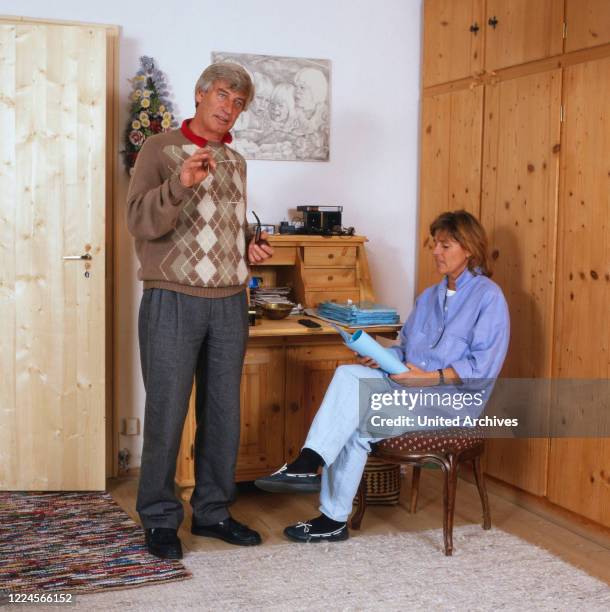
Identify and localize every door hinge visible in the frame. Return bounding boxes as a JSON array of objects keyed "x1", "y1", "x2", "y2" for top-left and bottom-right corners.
[
  {"x1": 560, "y1": 105, "x2": 565, "y2": 123},
  {"x1": 562, "y1": 22, "x2": 567, "y2": 39}
]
